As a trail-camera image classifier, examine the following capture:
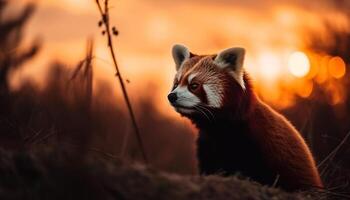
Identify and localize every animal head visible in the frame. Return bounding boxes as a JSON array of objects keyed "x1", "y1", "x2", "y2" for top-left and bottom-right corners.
[{"x1": 168, "y1": 44, "x2": 248, "y2": 117}]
